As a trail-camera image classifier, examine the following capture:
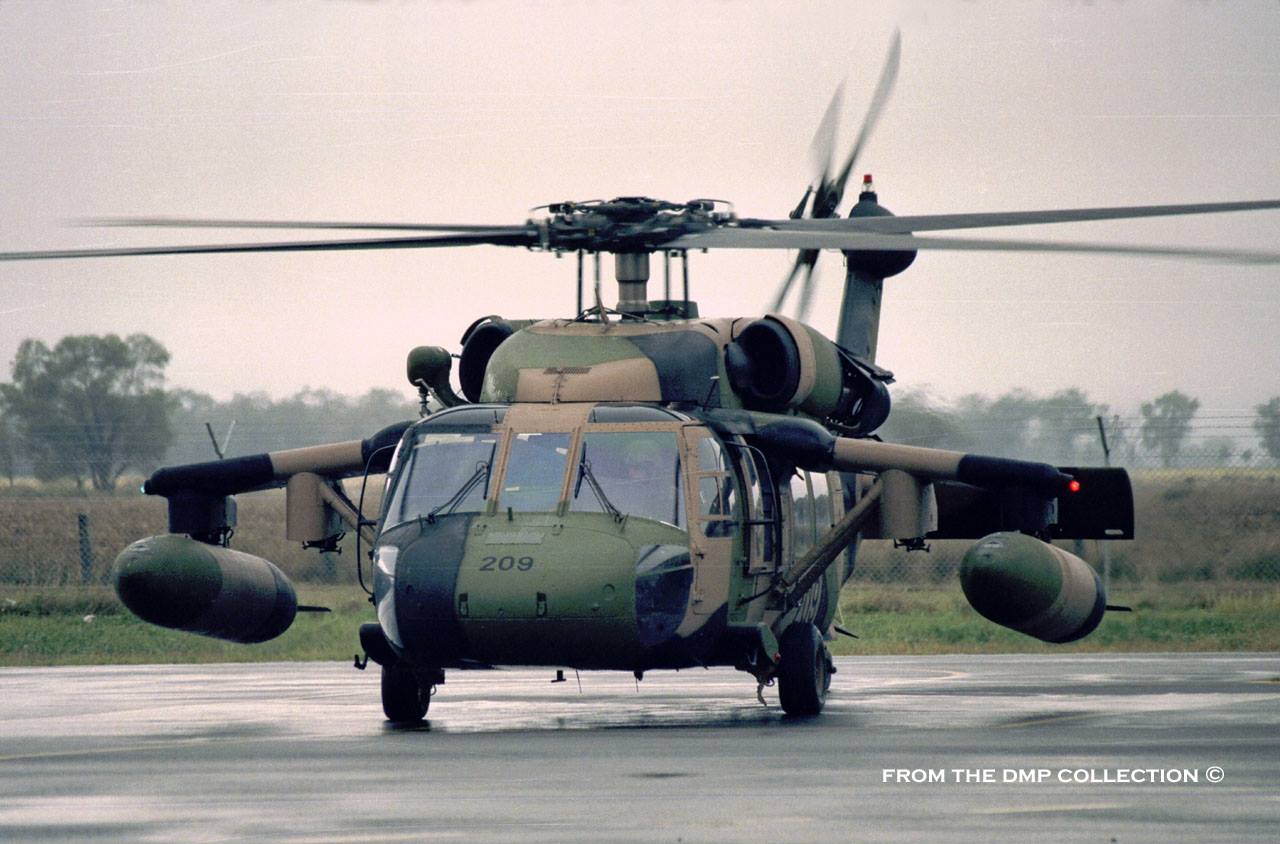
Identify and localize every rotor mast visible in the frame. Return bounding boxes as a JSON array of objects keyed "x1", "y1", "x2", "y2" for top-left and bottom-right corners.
[{"x1": 614, "y1": 252, "x2": 651, "y2": 314}]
